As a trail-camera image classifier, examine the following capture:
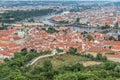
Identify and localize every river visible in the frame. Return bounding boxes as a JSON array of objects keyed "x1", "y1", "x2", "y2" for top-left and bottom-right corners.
[
  {"x1": 33, "y1": 11, "x2": 68, "y2": 26},
  {"x1": 33, "y1": 11, "x2": 120, "y2": 36},
  {"x1": 33, "y1": 11, "x2": 99, "y2": 32}
]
